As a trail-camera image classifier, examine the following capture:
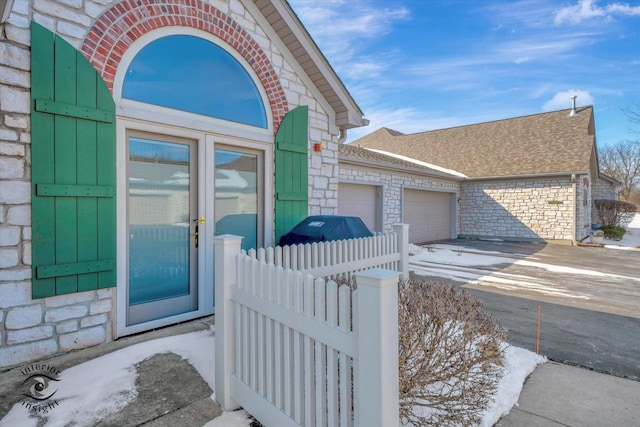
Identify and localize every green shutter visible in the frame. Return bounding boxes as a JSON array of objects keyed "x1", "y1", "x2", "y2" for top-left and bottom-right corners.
[
  {"x1": 274, "y1": 106, "x2": 309, "y2": 243},
  {"x1": 31, "y1": 22, "x2": 116, "y2": 298}
]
